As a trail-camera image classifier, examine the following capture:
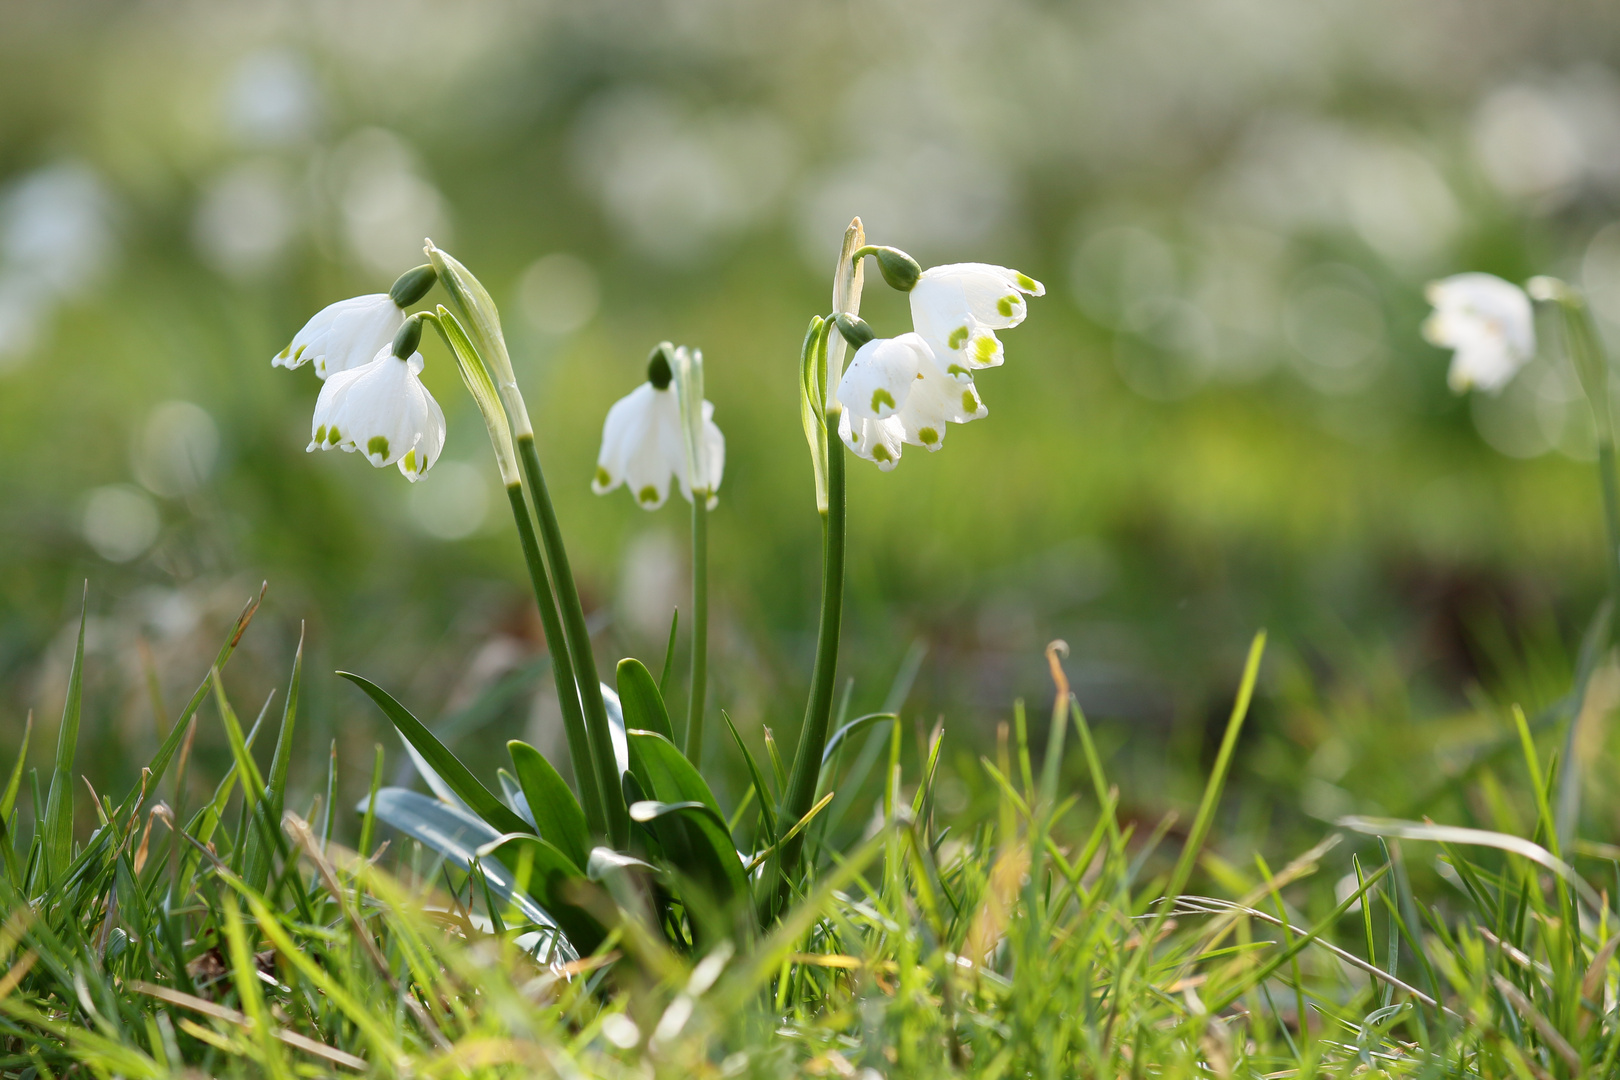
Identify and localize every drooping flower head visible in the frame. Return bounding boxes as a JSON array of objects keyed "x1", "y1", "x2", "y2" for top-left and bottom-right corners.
[
  {"x1": 593, "y1": 343, "x2": 725, "y2": 509},
  {"x1": 834, "y1": 323, "x2": 986, "y2": 471},
  {"x1": 909, "y1": 262, "x2": 1046, "y2": 375},
  {"x1": 1422, "y1": 272, "x2": 1536, "y2": 393},
  {"x1": 273, "y1": 264, "x2": 437, "y2": 379},
  {"x1": 307, "y1": 314, "x2": 446, "y2": 481}
]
